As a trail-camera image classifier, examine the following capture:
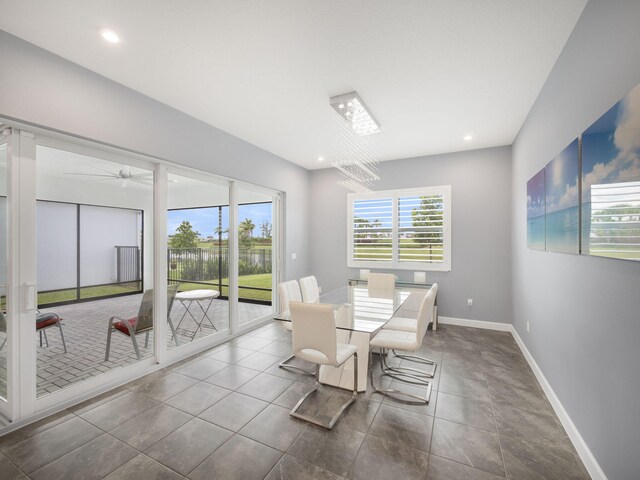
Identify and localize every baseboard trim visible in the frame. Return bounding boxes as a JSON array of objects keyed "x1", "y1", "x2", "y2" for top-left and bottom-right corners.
[
  {"x1": 437, "y1": 316, "x2": 512, "y2": 332},
  {"x1": 510, "y1": 327, "x2": 607, "y2": 480}
]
